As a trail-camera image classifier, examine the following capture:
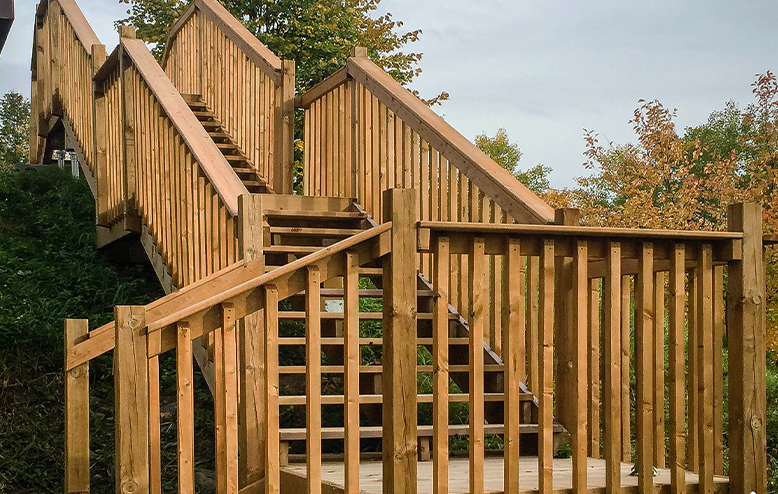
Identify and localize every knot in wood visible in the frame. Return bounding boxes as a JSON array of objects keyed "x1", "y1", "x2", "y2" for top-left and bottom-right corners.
[
  {"x1": 751, "y1": 416, "x2": 762, "y2": 431},
  {"x1": 121, "y1": 479, "x2": 139, "y2": 493},
  {"x1": 128, "y1": 317, "x2": 139, "y2": 330}
]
